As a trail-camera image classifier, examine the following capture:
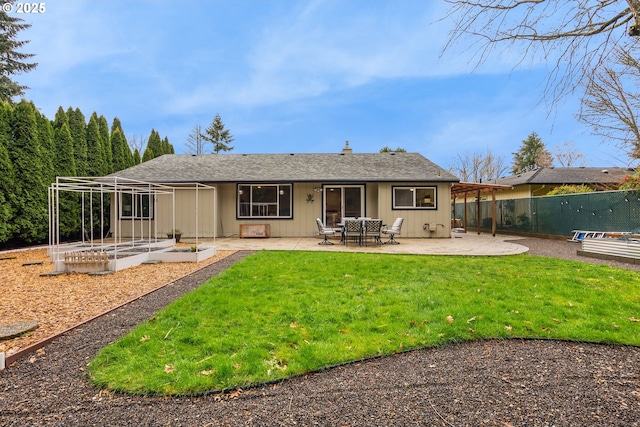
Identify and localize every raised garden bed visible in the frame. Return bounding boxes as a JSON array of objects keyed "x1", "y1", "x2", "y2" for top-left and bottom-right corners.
[
  {"x1": 151, "y1": 246, "x2": 217, "y2": 263},
  {"x1": 579, "y1": 237, "x2": 640, "y2": 264},
  {"x1": 47, "y1": 239, "x2": 216, "y2": 272}
]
